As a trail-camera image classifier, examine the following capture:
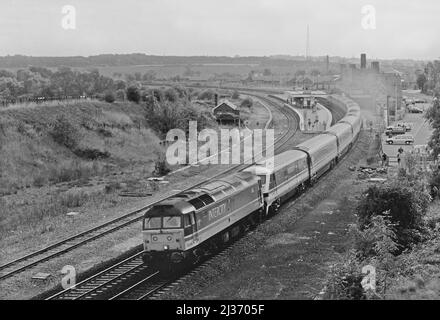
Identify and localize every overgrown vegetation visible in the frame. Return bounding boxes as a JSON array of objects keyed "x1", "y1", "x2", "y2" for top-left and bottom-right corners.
[
  {"x1": 356, "y1": 181, "x2": 430, "y2": 250},
  {"x1": 425, "y1": 97, "x2": 440, "y2": 158},
  {"x1": 144, "y1": 87, "x2": 215, "y2": 138},
  {"x1": 49, "y1": 115, "x2": 81, "y2": 149},
  {"x1": 325, "y1": 169, "x2": 437, "y2": 299}
]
